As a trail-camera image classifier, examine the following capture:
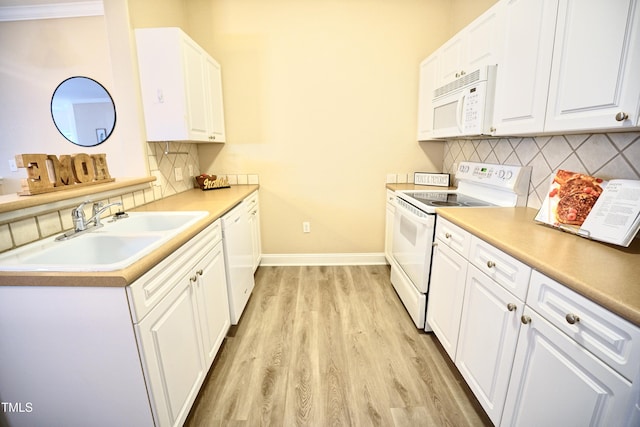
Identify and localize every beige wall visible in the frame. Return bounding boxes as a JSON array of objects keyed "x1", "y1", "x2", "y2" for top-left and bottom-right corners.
[
  {"x1": 125, "y1": 0, "x2": 497, "y2": 255},
  {"x1": 0, "y1": 6, "x2": 148, "y2": 195},
  {"x1": 184, "y1": 0, "x2": 486, "y2": 255},
  {"x1": 0, "y1": 0, "x2": 498, "y2": 257},
  {"x1": 449, "y1": 0, "x2": 499, "y2": 34}
]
